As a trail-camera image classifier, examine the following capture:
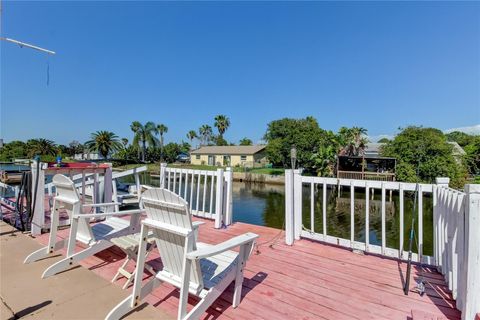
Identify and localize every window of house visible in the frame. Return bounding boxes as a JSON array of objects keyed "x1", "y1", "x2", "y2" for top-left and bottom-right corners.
[
  {"x1": 196, "y1": 155, "x2": 200, "y2": 160},
  {"x1": 240, "y1": 155, "x2": 247, "y2": 161}
]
